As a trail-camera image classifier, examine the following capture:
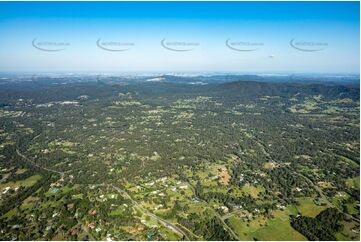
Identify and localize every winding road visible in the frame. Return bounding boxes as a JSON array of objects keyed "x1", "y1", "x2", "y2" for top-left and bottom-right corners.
[
  {"x1": 110, "y1": 184, "x2": 190, "y2": 240},
  {"x1": 16, "y1": 149, "x2": 64, "y2": 177},
  {"x1": 258, "y1": 139, "x2": 359, "y2": 222},
  {"x1": 16, "y1": 149, "x2": 190, "y2": 240},
  {"x1": 296, "y1": 172, "x2": 360, "y2": 222}
]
